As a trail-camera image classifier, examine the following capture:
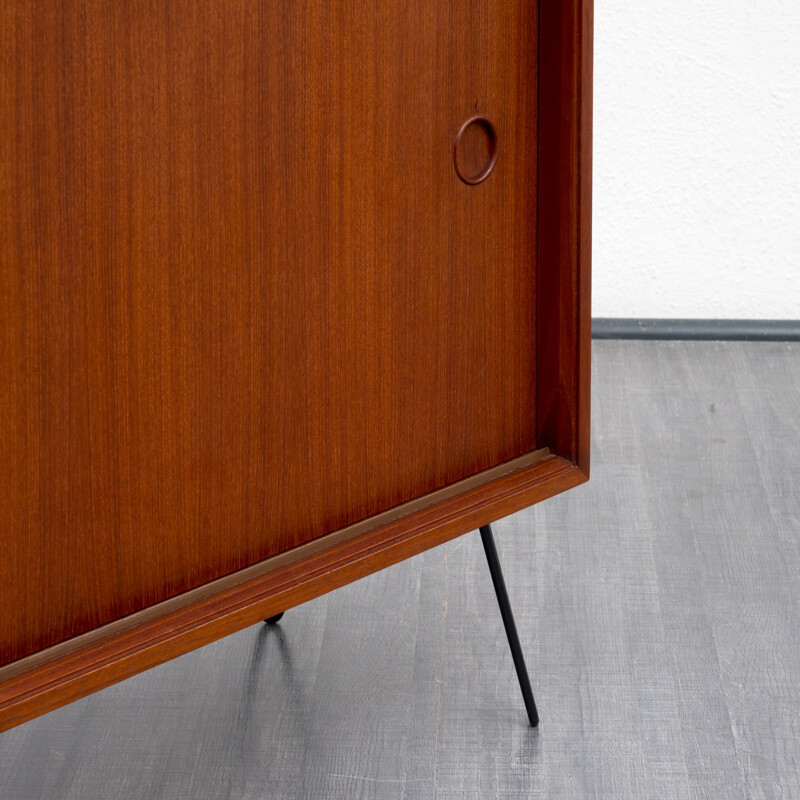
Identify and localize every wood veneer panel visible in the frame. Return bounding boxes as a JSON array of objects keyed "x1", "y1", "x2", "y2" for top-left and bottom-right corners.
[{"x1": 1, "y1": 1, "x2": 539, "y2": 664}]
